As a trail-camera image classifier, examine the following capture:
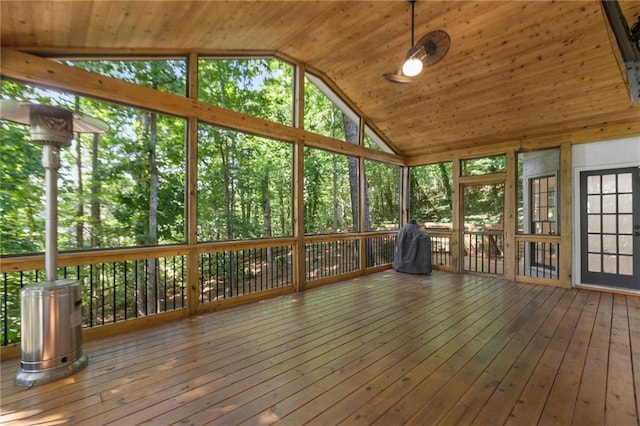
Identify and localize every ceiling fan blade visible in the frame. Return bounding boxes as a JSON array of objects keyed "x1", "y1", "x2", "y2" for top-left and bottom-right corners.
[{"x1": 383, "y1": 72, "x2": 414, "y2": 84}]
